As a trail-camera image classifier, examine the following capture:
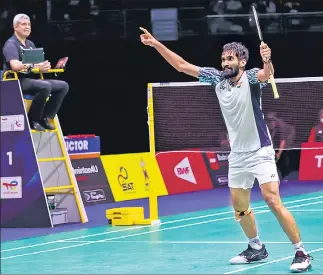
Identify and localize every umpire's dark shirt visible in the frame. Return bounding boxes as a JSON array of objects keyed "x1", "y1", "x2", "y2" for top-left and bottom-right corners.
[{"x1": 2, "y1": 34, "x2": 36, "y2": 77}]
